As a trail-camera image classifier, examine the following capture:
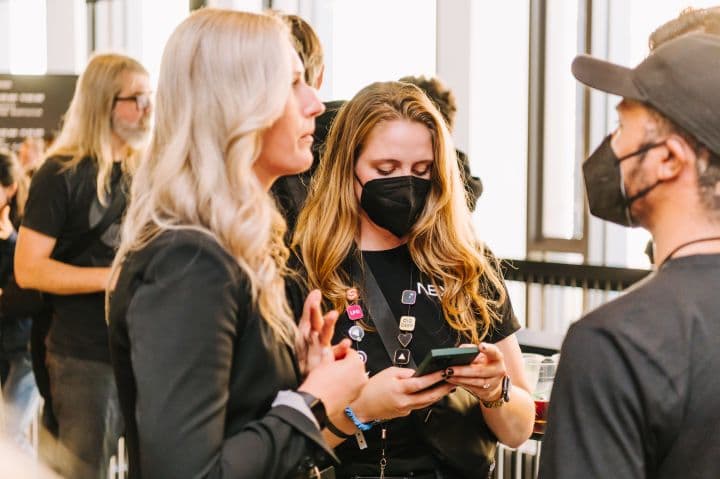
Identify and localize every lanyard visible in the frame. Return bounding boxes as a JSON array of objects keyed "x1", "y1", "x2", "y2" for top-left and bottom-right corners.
[{"x1": 660, "y1": 236, "x2": 720, "y2": 268}]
